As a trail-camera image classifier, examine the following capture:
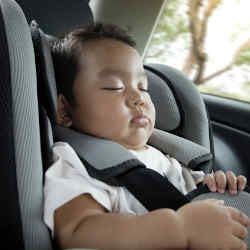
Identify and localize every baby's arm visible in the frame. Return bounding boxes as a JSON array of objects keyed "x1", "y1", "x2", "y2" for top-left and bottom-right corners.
[
  {"x1": 54, "y1": 193, "x2": 250, "y2": 250},
  {"x1": 54, "y1": 193, "x2": 187, "y2": 249}
]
